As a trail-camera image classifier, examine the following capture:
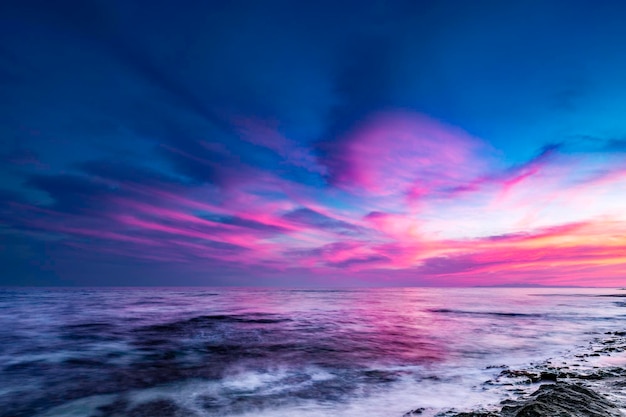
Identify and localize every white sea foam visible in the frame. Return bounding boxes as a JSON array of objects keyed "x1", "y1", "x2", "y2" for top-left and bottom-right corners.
[{"x1": 30, "y1": 363, "x2": 512, "y2": 417}]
